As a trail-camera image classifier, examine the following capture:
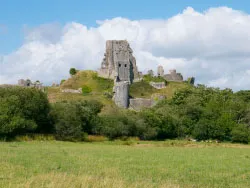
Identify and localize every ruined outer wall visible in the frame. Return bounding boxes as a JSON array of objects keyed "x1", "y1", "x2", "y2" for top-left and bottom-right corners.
[
  {"x1": 149, "y1": 82, "x2": 166, "y2": 89},
  {"x1": 164, "y1": 69, "x2": 183, "y2": 81},
  {"x1": 129, "y1": 98, "x2": 153, "y2": 111}
]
